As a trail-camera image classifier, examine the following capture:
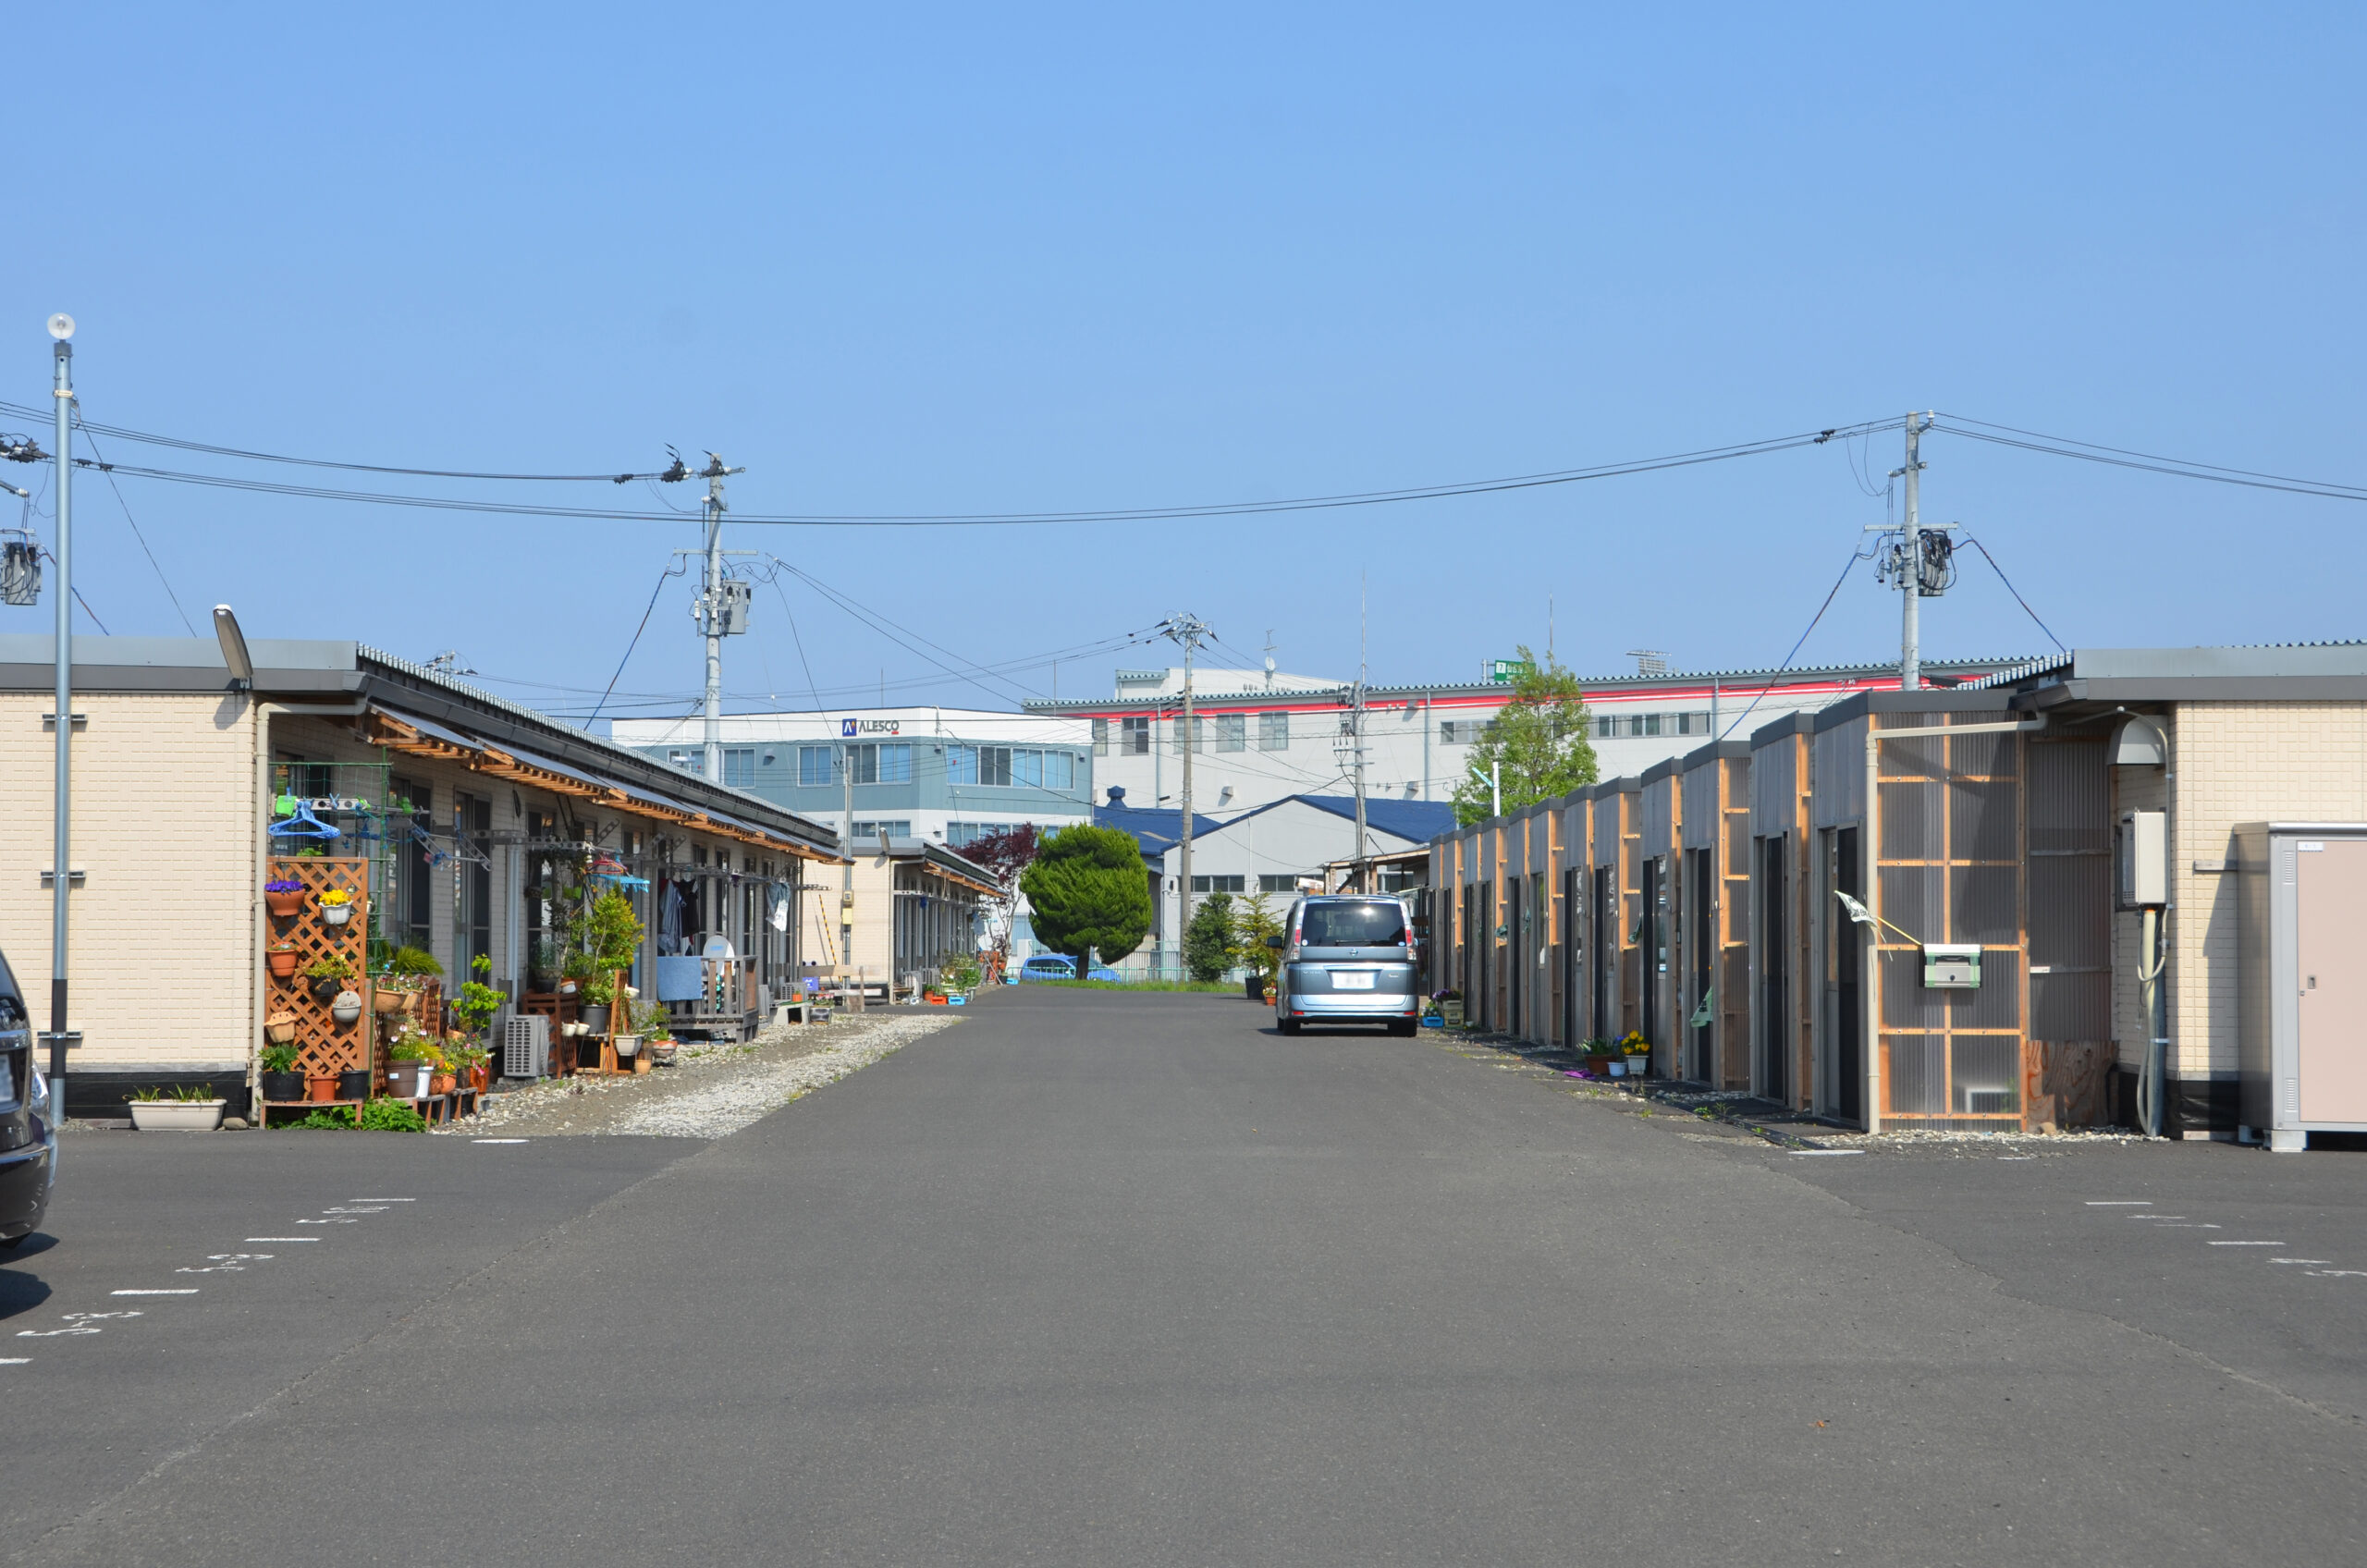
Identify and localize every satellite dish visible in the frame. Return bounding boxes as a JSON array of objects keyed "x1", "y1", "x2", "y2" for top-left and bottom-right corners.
[
  {"x1": 702, "y1": 936, "x2": 736, "y2": 961},
  {"x1": 45, "y1": 313, "x2": 74, "y2": 341}
]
